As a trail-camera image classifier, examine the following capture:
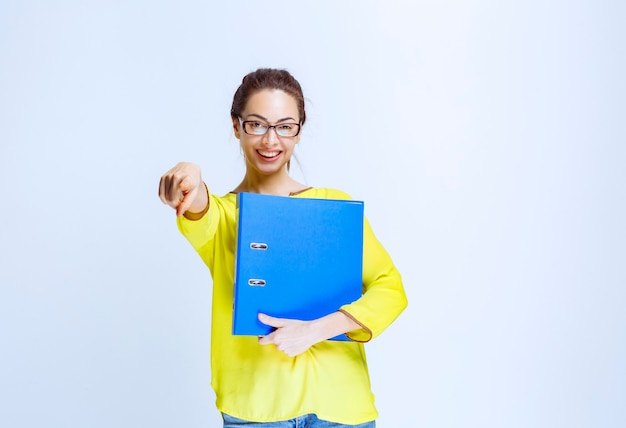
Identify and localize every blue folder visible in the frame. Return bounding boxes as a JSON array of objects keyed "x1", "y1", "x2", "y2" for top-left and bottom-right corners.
[{"x1": 232, "y1": 192, "x2": 364, "y2": 341}]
